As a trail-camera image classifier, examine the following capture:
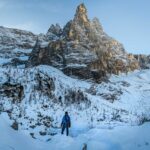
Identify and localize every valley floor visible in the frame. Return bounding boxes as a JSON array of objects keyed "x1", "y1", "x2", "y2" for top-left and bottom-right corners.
[{"x1": 0, "y1": 113, "x2": 150, "y2": 150}]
